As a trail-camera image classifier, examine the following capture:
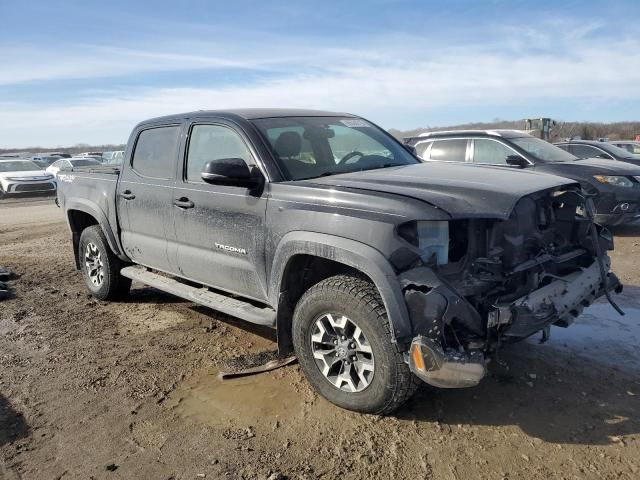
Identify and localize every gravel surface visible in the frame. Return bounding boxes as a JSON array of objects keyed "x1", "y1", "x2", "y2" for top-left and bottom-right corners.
[{"x1": 1, "y1": 197, "x2": 639, "y2": 479}]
